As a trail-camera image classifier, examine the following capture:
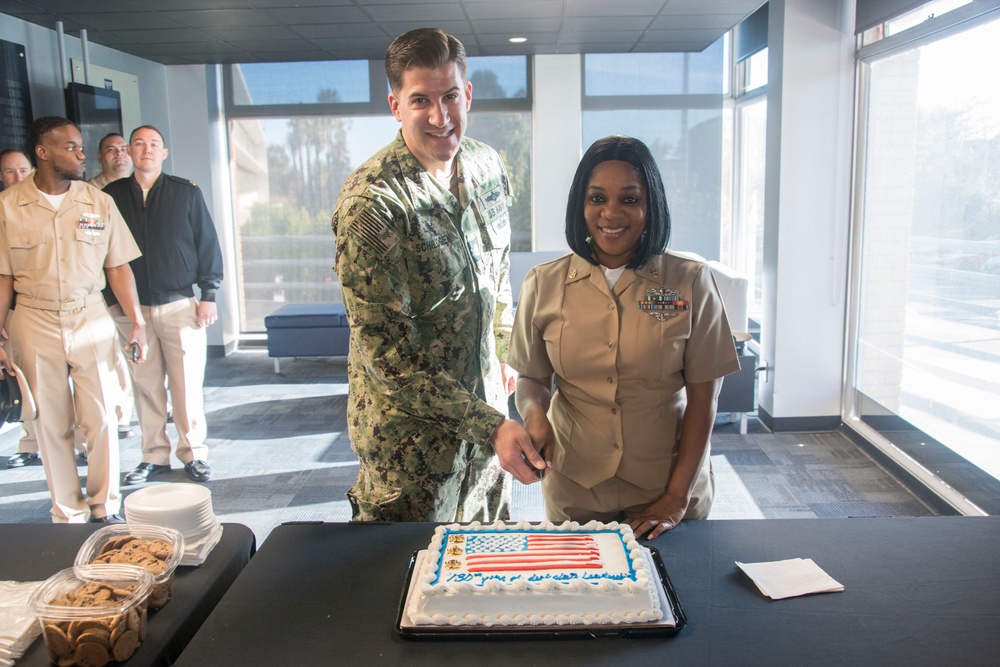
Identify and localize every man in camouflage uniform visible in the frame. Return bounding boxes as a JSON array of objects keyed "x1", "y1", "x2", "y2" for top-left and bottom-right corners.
[{"x1": 332, "y1": 28, "x2": 544, "y2": 522}]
